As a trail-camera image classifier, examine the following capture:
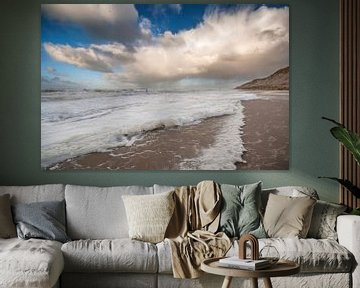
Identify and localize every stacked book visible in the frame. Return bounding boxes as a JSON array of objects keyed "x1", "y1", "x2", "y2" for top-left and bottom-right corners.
[{"x1": 218, "y1": 257, "x2": 271, "y2": 270}]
